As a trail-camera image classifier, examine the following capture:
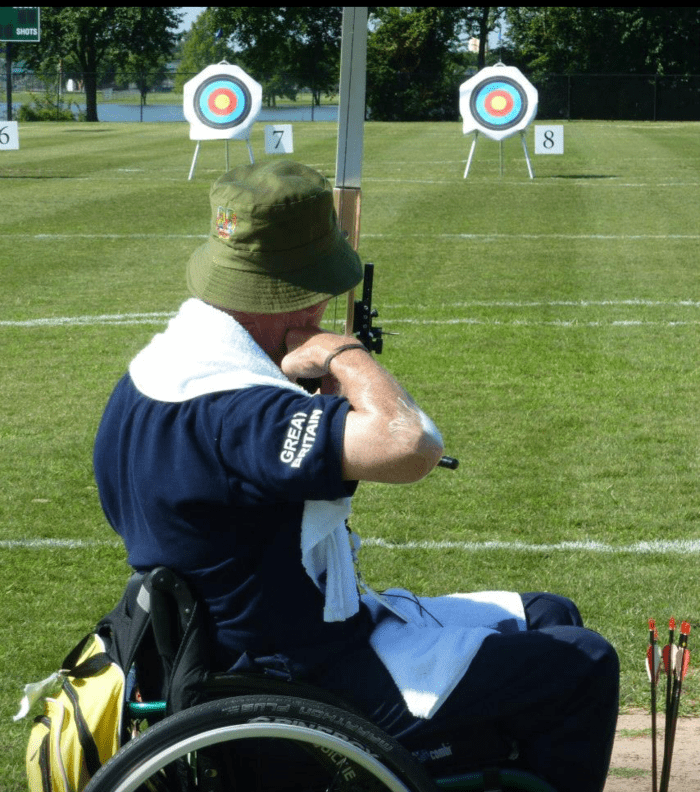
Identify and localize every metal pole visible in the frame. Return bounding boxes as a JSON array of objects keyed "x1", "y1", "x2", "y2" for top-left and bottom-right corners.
[
  {"x1": 6, "y1": 42, "x2": 13, "y2": 121},
  {"x1": 463, "y1": 131, "x2": 478, "y2": 178}
]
